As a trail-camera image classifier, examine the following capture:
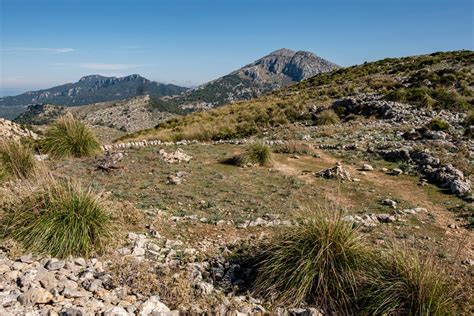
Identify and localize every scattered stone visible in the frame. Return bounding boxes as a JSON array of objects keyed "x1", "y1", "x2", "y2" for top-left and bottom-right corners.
[
  {"x1": 315, "y1": 163, "x2": 351, "y2": 181},
  {"x1": 45, "y1": 259, "x2": 65, "y2": 271},
  {"x1": 139, "y1": 296, "x2": 170, "y2": 315},
  {"x1": 159, "y1": 148, "x2": 192, "y2": 163},
  {"x1": 382, "y1": 199, "x2": 397, "y2": 208},
  {"x1": 361, "y1": 164, "x2": 374, "y2": 171},
  {"x1": 18, "y1": 288, "x2": 53, "y2": 306}
]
